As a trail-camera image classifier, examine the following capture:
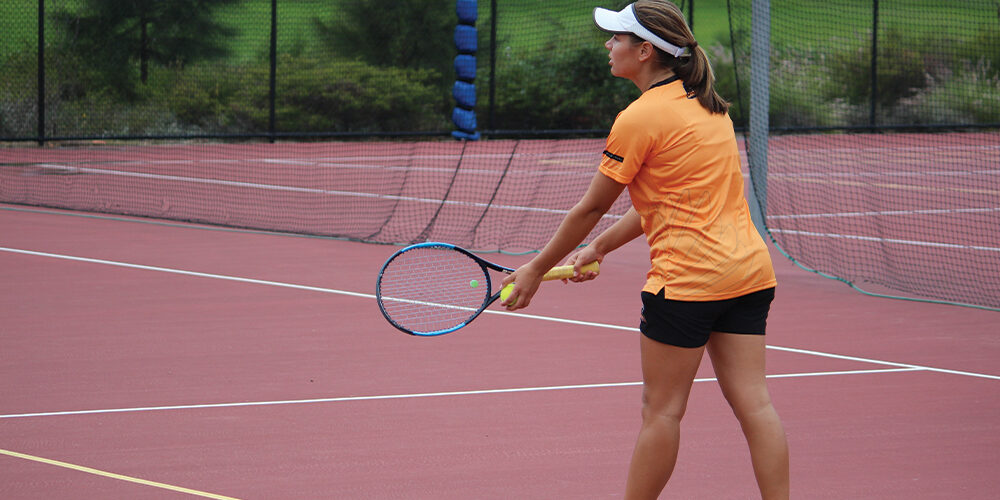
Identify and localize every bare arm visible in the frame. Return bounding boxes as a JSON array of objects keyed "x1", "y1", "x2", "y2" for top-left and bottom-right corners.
[
  {"x1": 569, "y1": 206, "x2": 644, "y2": 269},
  {"x1": 500, "y1": 172, "x2": 627, "y2": 310}
]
